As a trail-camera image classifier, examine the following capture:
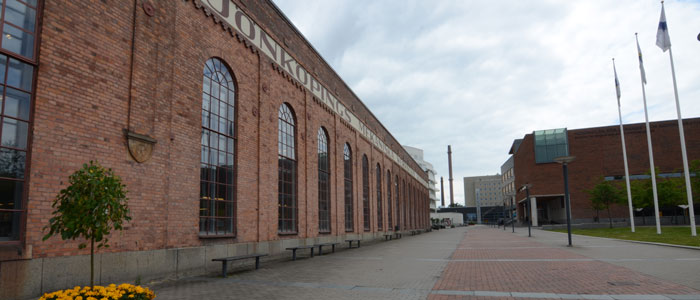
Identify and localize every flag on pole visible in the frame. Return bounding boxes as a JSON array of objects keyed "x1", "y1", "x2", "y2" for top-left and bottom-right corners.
[
  {"x1": 656, "y1": 5, "x2": 671, "y2": 52},
  {"x1": 613, "y1": 59, "x2": 621, "y2": 106},
  {"x1": 636, "y1": 35, "x2": 647, "y2": 84}
]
